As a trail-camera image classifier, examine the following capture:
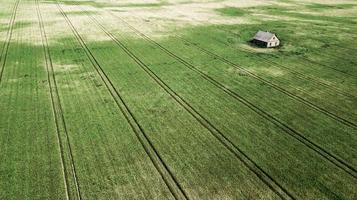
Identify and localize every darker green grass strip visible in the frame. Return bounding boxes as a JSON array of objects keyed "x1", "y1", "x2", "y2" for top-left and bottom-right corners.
[
  {"x1": 215, "y1": 7, "x2": 250, "y2": 16},
  {"x1": 0, "y1": 0, "x2": 20, "y2": 83},
  {"x1": 81, "y1": 8, "x2": 294, "y2": 199},
  {"x1": 55, "y1": 2, "x2": 188, "y2": 199},
  {"x1": 36, "y1": 0, "x2": 82, "y2": 199},
  {"x1": 306, "y1": 3, "x2": 357, "y2": 11}
]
